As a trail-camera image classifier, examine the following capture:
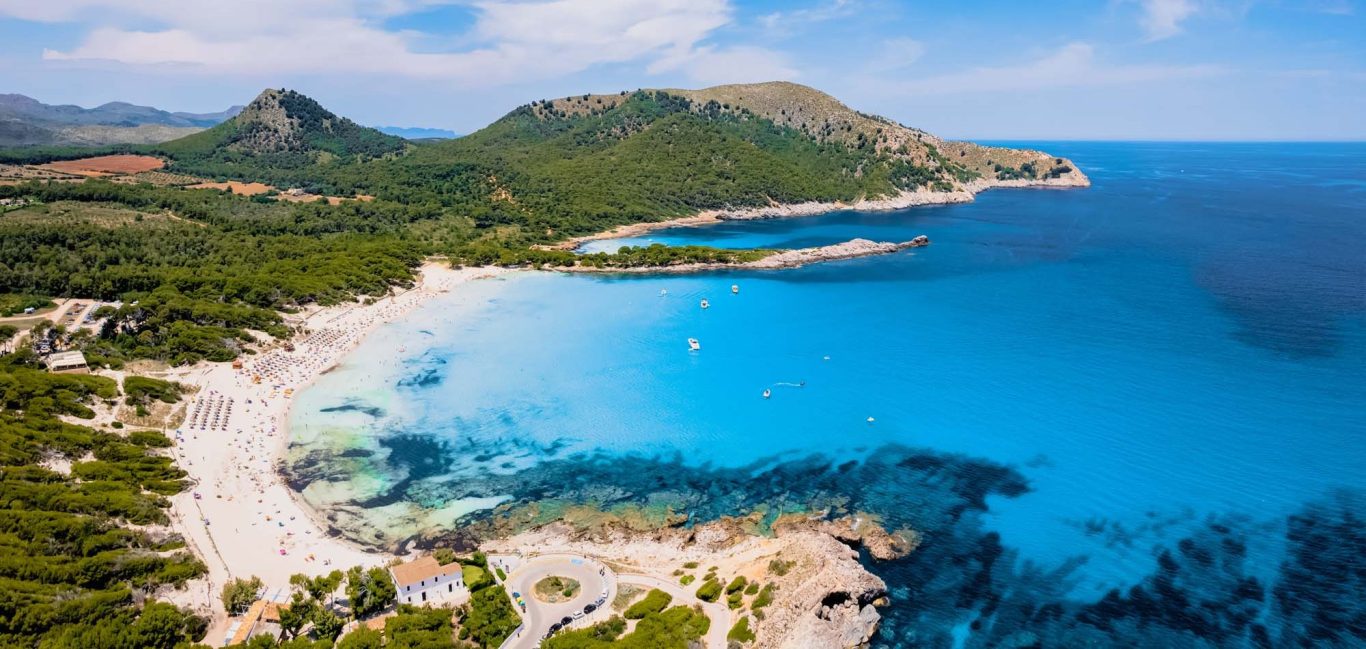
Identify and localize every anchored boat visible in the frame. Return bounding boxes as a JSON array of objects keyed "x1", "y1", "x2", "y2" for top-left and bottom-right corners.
[{"x1": 688, "y1": 338, "x2": 701, "y2": 351}]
